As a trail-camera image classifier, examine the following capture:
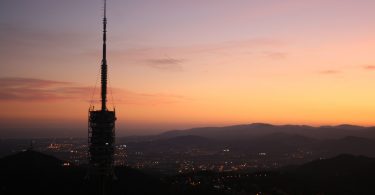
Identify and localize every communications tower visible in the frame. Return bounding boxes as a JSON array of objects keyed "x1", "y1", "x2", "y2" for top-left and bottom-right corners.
[{"x1": 87, "y1": 0, "x2": 116, "y2": 194}]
